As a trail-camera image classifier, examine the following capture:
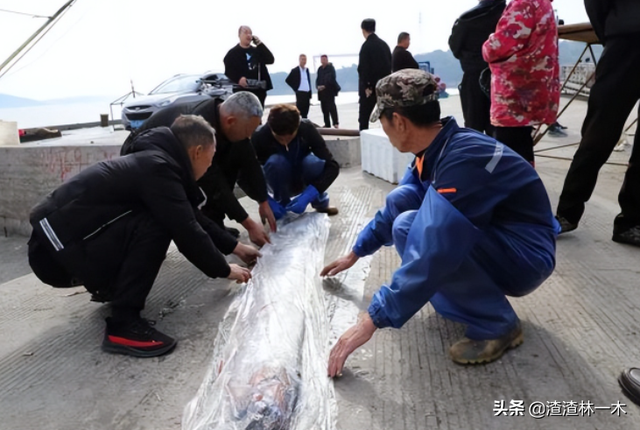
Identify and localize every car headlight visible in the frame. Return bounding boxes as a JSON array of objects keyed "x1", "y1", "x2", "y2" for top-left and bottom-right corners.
[{"x1": 157, "y1": 96, "x2": 180, "y2": 107}]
